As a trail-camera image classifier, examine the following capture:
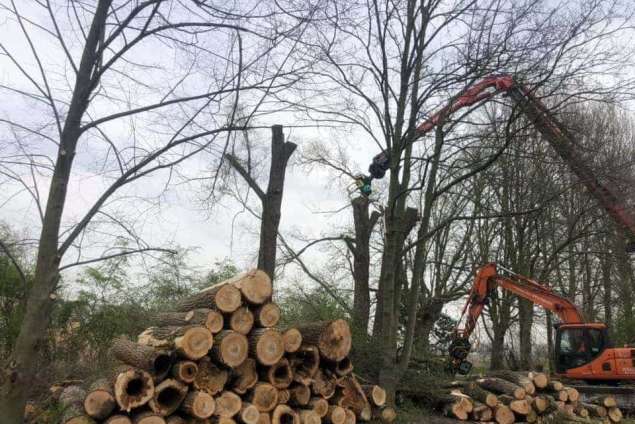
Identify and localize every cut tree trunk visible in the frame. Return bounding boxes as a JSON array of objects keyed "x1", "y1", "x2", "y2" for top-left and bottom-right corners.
[
  {"x1": 300, "y1": 409, "x2": 322, "y2": 424},
  {"x1": 154, "y1": 309, "x2": 224, "y2": 334},
  {"x1": 175, "y1": 283, "x2": 242, "y2": 313},
  {"x1": 282, "y1": 328, "x2": 302, "y2": 353},
  {"x1": 324, "y1": 405, "x2": 346, "y2": 424},
  {"x1": 309, "y1": 397, "x2": 329, "y2": 417},
  {"x1": 310, "y1": 369, "x2": 336, "y2": 399},
  {"x1": 180, "y1": 390, "x2": 216, "y2": 419},
  {"x1": 528, "y1": 371, "x2": 549, "y2": 389},
  {"x1": 212, "y1": 330, "x2": 249, "y2": 367},
  {"x1": 295, "y1": 320, "x2": 352, "y2": 362},
  {"x1": 460, "y1": 381, "x2": 498, "y2": 408},
  {"x1": 248, "y1": 383, "x2": 279, "y2": 412},
  {"x1": 260, "y1": 358, "x2": 293, "y2": 389},
  {"x1": 333, "y1": 376, "x2": 369, "y2": 417},
  {"x1": 289, "y1": 383, "x2": 311, "y2": 406},
  {"x1": 214, "y1": 391, "x2": 243, "y2": 418},
  {"x1": 362, "y1": 385, "x2": 386, "y2": 407},
  {"x1": 494, "y1": 404, "x2": 515, "y2": 424},
  {"x1": 131, "y1": 411, "x2": 166, "y2": 424},
  {"x1": 207, "y1": 270, "x2": 273, "y2": 305},
  {"x1": 230, "y1": 358, "x2": 258, "y2": 394},
  {"x1": 84, "y1": 378, "x2": 116, "y2": 419},
  {"x1": 113, "y1": 366, "x2": 155, "y2": 412},
  {"x1": 290, "y1": 345, "x2": 320, "y2": 385},
  {"x1": 194, "y1": 357, "x2": 228, "y2": 396},
  {"x1": 271, "y1": 404, "x2": 300, "y2": 424},
  {"x1": 490, "y1": 370, "x2": 536, "y2": 395},
  {"x1": 148, "y1": 379, "x2": 188, "y2": 416},
  {"x1": 476, "y1": 377, "x2": 526, "y2": 400},
  {"x1": 138, "y1": 326, "x2": 213, "y2": 361},
  {"x1": 609, "y1": 406, "x2": 623, "y2": 422},
  {"x1": 60, "y1": 386, "x2": 96, "y2": 424},
  {"x1": 228, "y1": 307, "x2": 255, "y2": 335},
  {"x1": 499, "y1": 394, "x2": 530, "y2": 415},
  {"x1": 254, "y1": 303, "x2": 281, "y2": 328},
  {"x1": 111, "y1": 336, "x2": 173, "y2": 380},
  {"x1": 238, "y1": 402, "x2": 261, "y2": 424},
  {"x1": 248, "y1": 328, "x2": 284, "y2": 366},
  {"x1": 373, "y1": 406, "x2": 396, "y2": 423},
  {"x1": 171, "y1": 360, "x2": 198, "y2": 384},
  {"x1": 565, "y1": 387, "x2": 580, "y2": 402}
]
